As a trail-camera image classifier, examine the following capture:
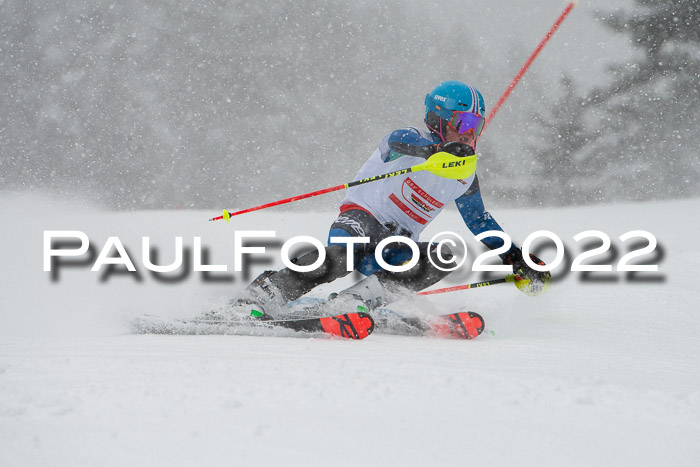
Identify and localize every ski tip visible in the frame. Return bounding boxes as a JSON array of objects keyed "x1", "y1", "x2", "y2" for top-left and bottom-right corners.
[
  {"x1": 357, "y1": 312, "x2": 375, "y2": 337},
  {"x1": 464, "y1": 311, "x2": 485, "y2": 339},
  {"x1": 320, "y1": 312, "x2": 375, "y2": 340},
  {"x1": 434, "y1": 311, "x2": 485, "y2": 339}
]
